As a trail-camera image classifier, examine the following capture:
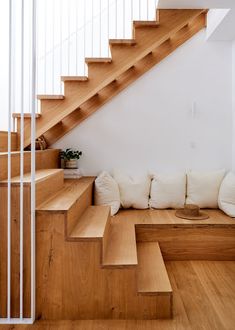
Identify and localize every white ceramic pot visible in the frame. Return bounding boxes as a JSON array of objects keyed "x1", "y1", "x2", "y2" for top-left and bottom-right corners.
[{"x1": 65, "y1": 159, "x2": 78, "y2": 169}]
